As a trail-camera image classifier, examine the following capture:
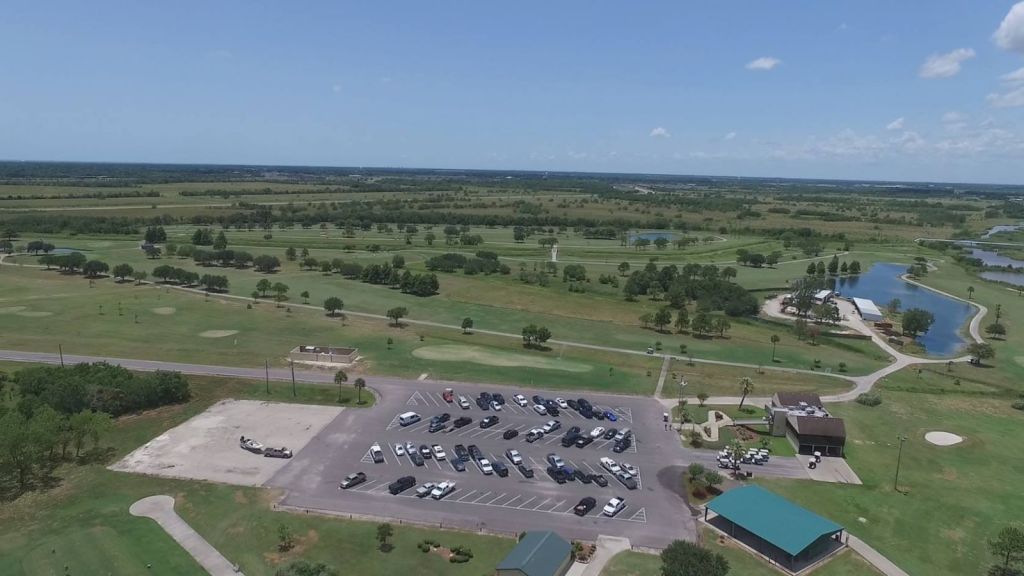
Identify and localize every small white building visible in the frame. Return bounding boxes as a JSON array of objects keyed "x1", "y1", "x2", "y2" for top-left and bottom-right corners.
[
  {"x1": 851, "y1": 297, "x2": 884, "y2": 322},
  {"x1": 812, "y1": 290, "x2": 835, "y2": 304}
]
